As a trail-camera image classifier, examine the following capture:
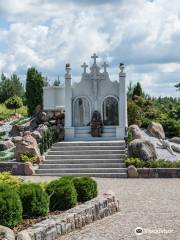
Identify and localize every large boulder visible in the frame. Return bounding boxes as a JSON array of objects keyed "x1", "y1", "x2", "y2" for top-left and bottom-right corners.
[
  {"x1": 129, "y1": 139, "x2": 157, "y2": 161},
  {"x1": 15, "y1": 132, "x2": 41, "y2": 163},
  {"x1": 147, "y1": 122, "x2": 165, "y2": 139},
  {"x1": 9, "y1": 125, "x2": 24, "y2": 137},
  {"x1": 0, "y1": 139, "x2": 14, "y2": 151},
  {"x1": 31, "y1": 130, "x2": 42, "y2": 143},
  {"x1": 129, "y1": 125, "x2": 144, "y2": 140},
  {"x1": 37, "y1": 124, "x2": 48, "y2": 136},
  {"x1": 127, "y1": 165, "x2": 139, "y2": 178},
  {"x1": 0, "y1": 225, "x2": 15, "y2": 240},
  {"x1": 169, "y1": 137, "x2": 180, "y2": 144}
]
